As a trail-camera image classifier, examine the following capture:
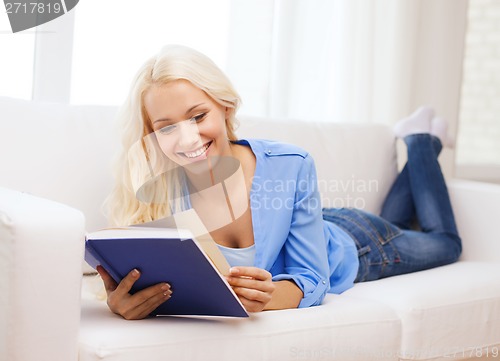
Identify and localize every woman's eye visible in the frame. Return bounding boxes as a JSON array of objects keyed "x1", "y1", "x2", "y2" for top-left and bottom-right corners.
[
  {"x1": 158, "y1": 124, "x2": 176, "y2": 135},
  {"x1": 190, "y1": 113, "x2": 207, "y2": 123}
]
